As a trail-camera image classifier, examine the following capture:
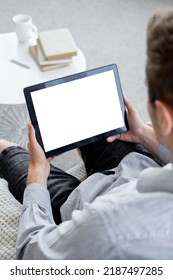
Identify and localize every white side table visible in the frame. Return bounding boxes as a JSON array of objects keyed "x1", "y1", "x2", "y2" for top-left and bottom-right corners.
[
  {"x1": 0, "y1": 32, "x2": 86, "y2": 148},
  {"x1": 0, "y1": 32, "x2": 86, "y2": 104}
]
